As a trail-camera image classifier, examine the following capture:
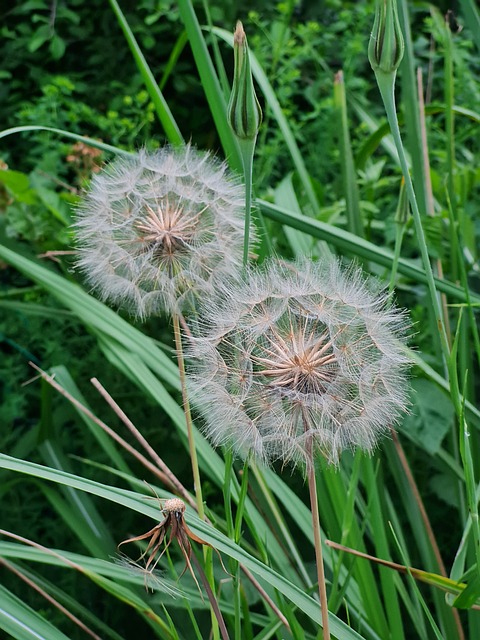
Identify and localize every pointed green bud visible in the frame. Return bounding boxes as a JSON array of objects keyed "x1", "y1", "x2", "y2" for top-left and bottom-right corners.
[
  {"x1": 368, "y1": 0, "x2": 405, "y2": 74},
  {"x1": 228, "y1": 21, "x2": 262, "y2": 141}
]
